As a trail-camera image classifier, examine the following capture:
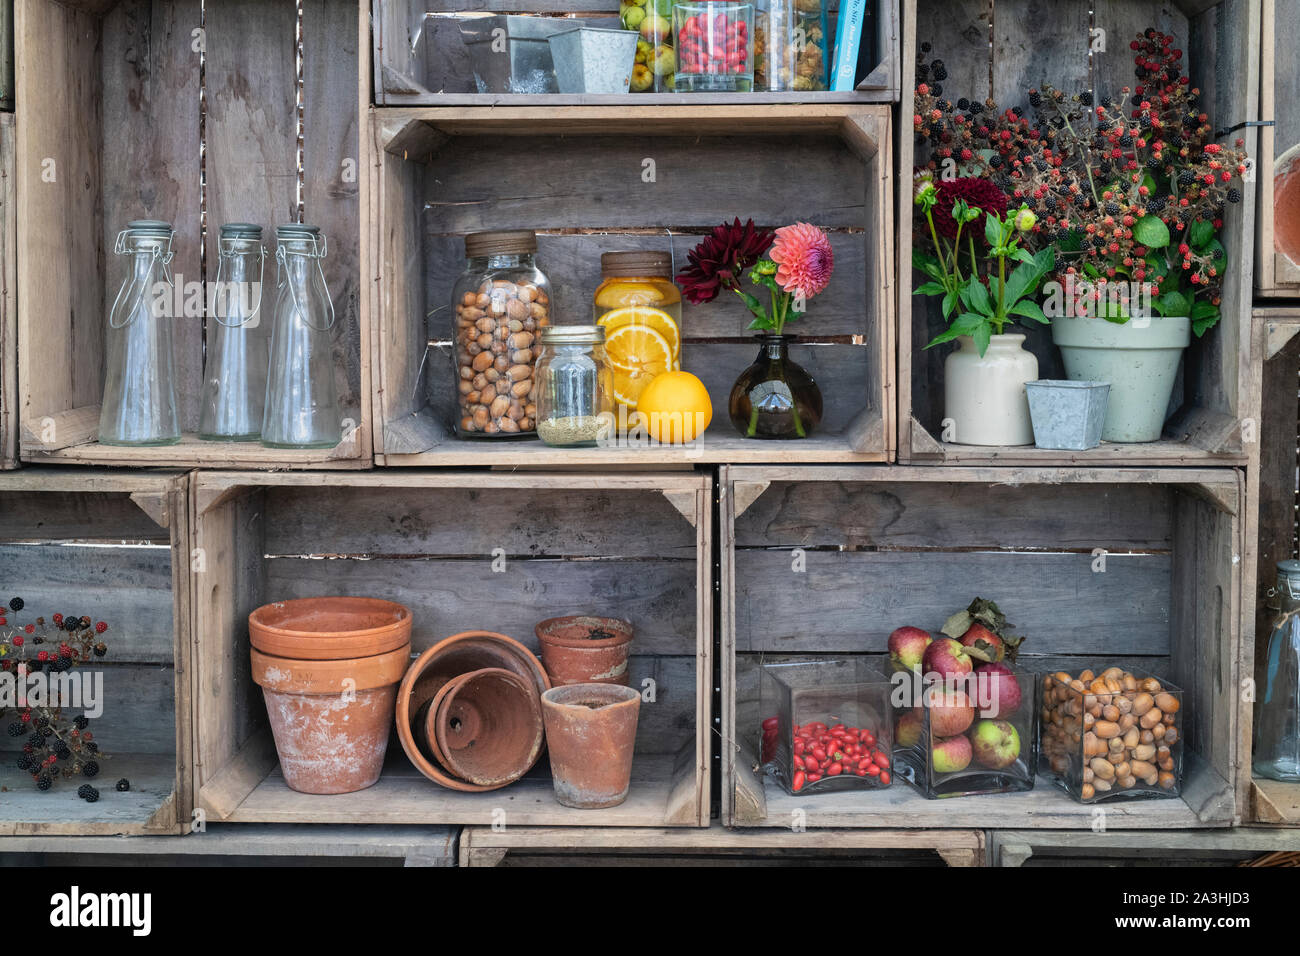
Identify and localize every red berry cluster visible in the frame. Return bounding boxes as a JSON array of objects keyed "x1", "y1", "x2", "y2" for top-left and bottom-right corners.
[
  {"x1": 677, "y1": 9, "x2": 750, "y2": 77},
  {"x1": 762, "y1": 716, "x2": 891, "y2": 792}
]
